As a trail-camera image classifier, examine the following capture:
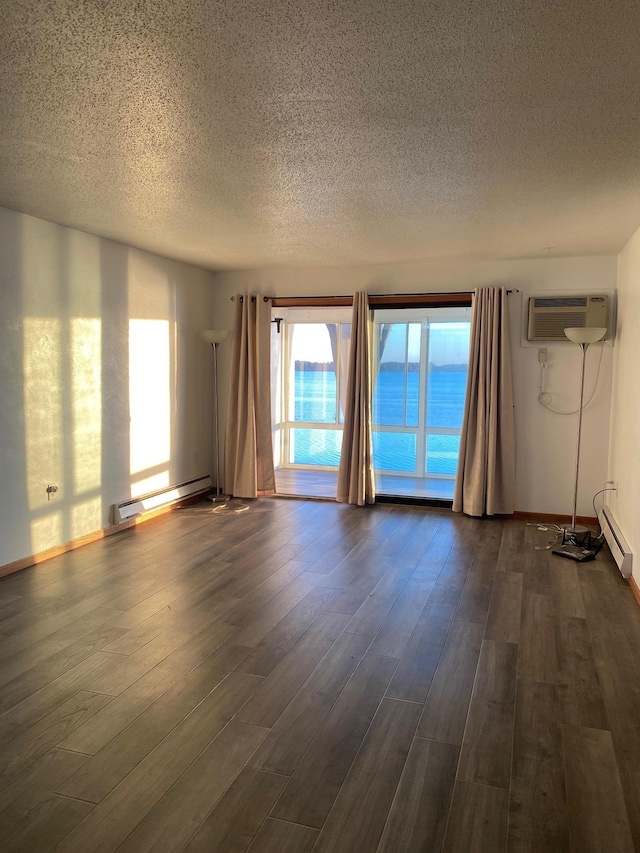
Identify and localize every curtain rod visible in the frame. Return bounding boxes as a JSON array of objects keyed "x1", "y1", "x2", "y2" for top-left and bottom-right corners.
[{"x1": 231, "y1": 289, "x2": 518, "y2": 303}]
